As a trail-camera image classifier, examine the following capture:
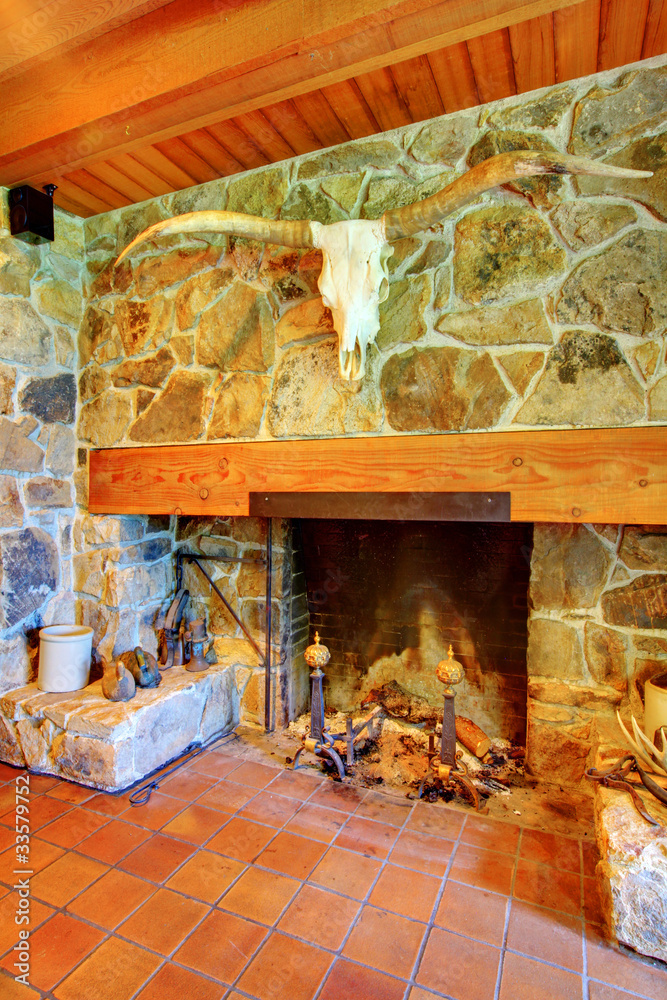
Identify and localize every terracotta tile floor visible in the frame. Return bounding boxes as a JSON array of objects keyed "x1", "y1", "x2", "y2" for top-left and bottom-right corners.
[{"x1": 0, "y1": 746, "x2": 666, "y2": 1000}]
